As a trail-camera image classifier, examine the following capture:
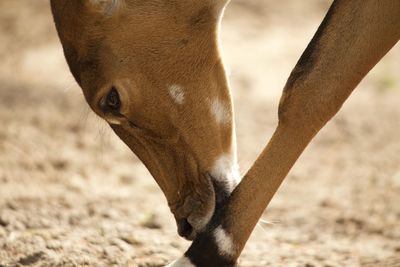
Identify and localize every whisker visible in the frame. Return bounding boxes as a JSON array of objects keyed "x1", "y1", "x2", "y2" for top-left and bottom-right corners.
[
  {"x1": 255, "y1": 218, "x2": 281, "y2": 235},
  {"x1": 256, "y1": 222, "x2": 268, "y2": 235},
  {"x1": 261, "y1": 219, "x2": 282, "y2": 226}
]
